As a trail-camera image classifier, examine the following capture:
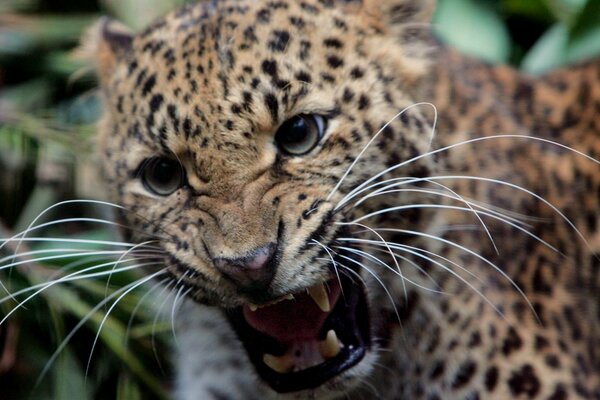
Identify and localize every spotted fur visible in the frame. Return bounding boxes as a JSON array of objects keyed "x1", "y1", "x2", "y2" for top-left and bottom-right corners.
[{"x1": 89, "y1": 0, "x2": 600, "y2": 399}]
